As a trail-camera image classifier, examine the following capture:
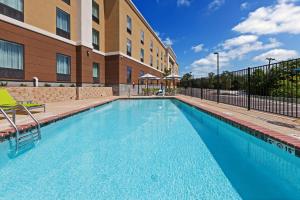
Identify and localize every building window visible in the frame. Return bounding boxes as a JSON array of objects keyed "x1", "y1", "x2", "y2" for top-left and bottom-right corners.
[
  {"x1": 93, "y1": 63, "x2": 100, "y2": 83},
  {"x1": 140, "y1": 49, "x2": 144, "y2": 63},
  {"x1": 92, "y1": 1, "x2": 99, "y2": 23},
  {"x1": 161, "y1": 63, "x2": 163, "y2": 71},
  {"x1": 150, "y1": 40, "x2": 153, "y2": 52},
  {"x1": 127, "y1": 67, "x2": 132, "y2": 84},
  {"x1": 56, "y1": 8, "x2": 70, "y2": 39},
  {"x1": 161, "y1": 52, "x2": 163, "y2": 60},
  {"x1": 0, "y1": 40, "x2": 23, "y2": 70},
  {"x1": 126, "y1": 39, "x2": 132, "y2": 56},
  {"x1": 62, "y1": 0, "x2": 70, "y2": 5},
  {"x1": 92, "y1": 29, "x2": 99, "y2": 50},
  {"x1": 139, "y1": 71, "x2": 144, "y2": 84},
  {"x1": 156, "y1": 48, "x2": 159, "y2": 57},
  {"x1": 140, "y1": 31, "x2": 144, "y2": 44},
  {"x1": 0, "y1": 0, "x2": 24, "y2": 21},
  {"x1": 127, "y1": 15, "x2": 132, "y2": 34},
  {"x1": 157, "y1": 60, "x2": 159, "y2": 70},
  {"x1": 150, "y1": 55, "x2": 153, "y2": 67},
  {"x1": 56, "y1": 54, "x2": 71, "y2": 81}
]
